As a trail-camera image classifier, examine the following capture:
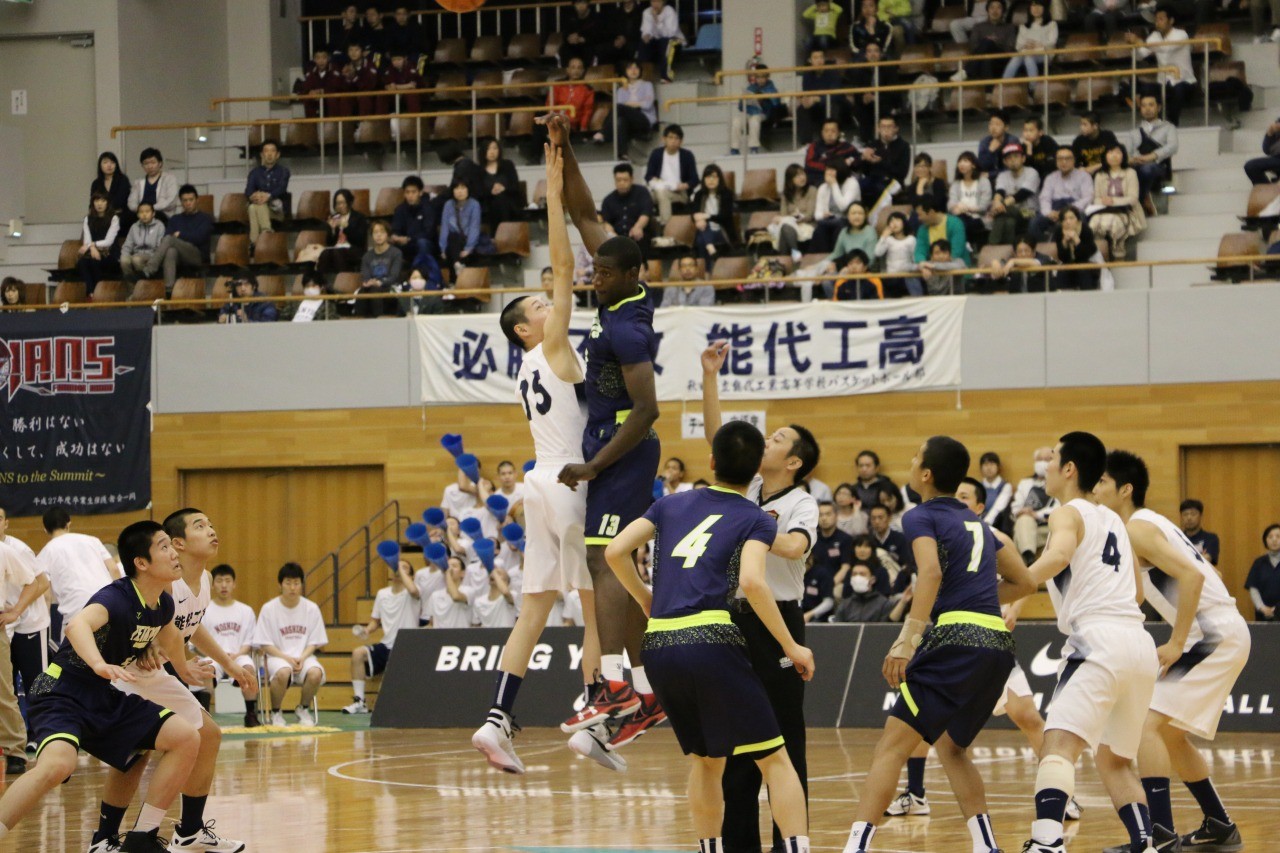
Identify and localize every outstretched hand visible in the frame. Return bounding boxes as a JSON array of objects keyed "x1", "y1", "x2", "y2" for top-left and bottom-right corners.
[
  {"x1": 701, "y1": 340, "x2": 729, "y2": 375},
  {"x1": 537, "y1": 113, "x2": 573, "y2": 147}
]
